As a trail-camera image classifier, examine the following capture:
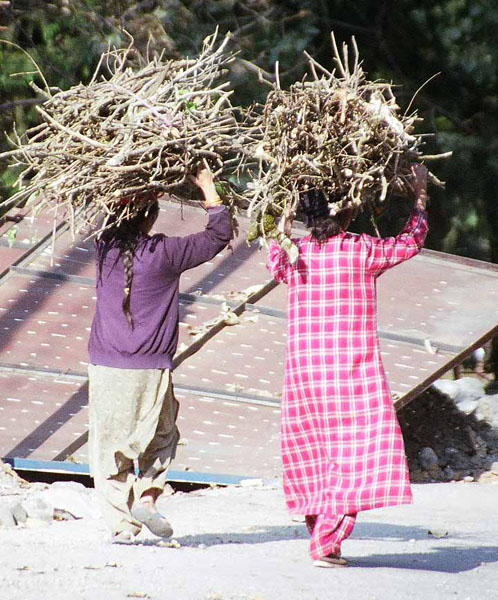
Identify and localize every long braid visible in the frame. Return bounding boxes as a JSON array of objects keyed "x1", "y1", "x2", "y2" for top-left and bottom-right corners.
[
  {"x1": 97, "y1": 199, "x2": 159, "y2": 329},
  {"x1": 122, "y1": 241, "x2": 137, "y2": 328}
]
